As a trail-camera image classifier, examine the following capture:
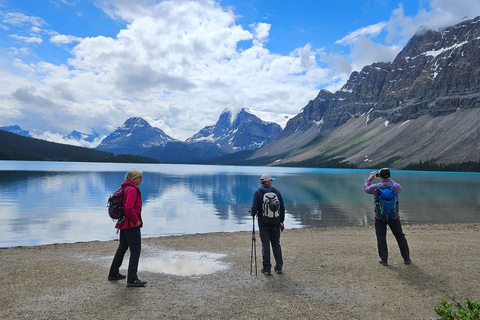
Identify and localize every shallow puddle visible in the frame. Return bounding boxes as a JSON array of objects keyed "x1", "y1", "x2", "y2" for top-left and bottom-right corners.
[{"x1": 138, "y1": 249, "x2": 229, "y2": 276}]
